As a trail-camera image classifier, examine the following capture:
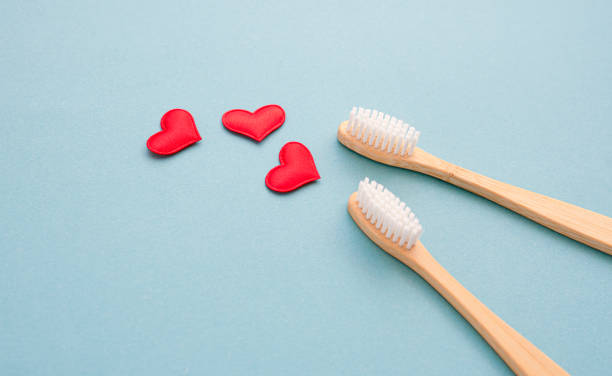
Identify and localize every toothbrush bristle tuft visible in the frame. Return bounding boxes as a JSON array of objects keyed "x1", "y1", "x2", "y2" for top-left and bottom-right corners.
[
  {"x1": 356, "y1": 177, "x2": 423, "y2": 249},
  {"x1": 346, "y1": 107, "x2": 420, "y2": 156}
]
